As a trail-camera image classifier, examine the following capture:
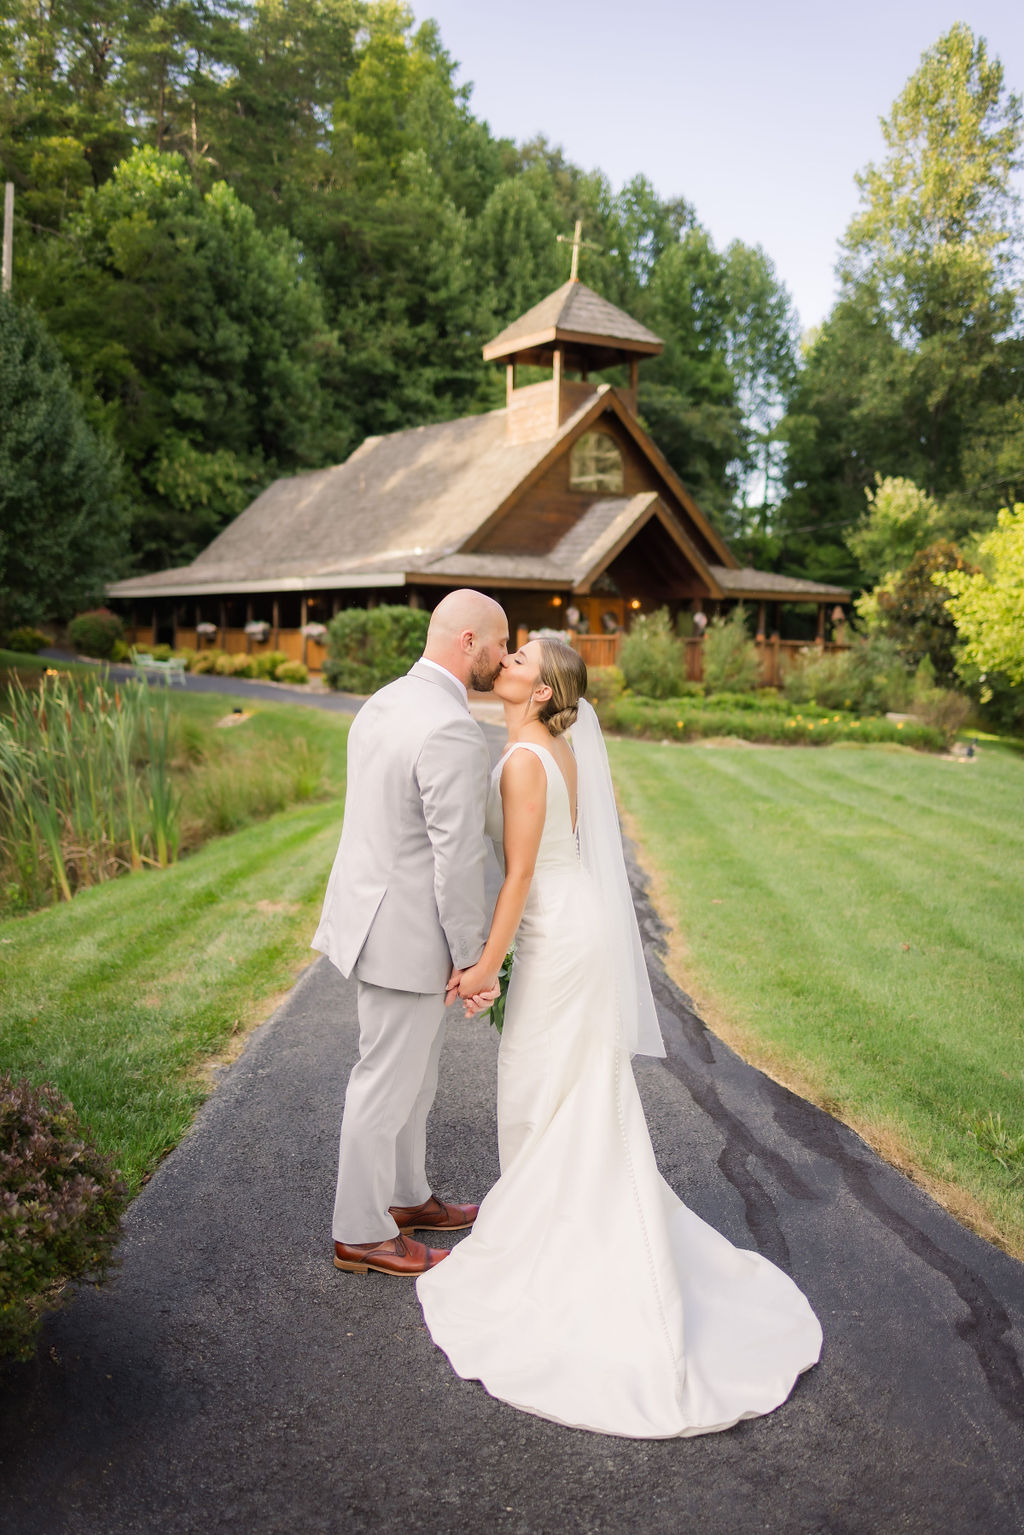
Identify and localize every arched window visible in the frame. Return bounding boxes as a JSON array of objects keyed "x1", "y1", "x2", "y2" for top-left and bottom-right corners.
[{"x1": 569, "y1": 431, "x2": 624, "y2": 493}]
